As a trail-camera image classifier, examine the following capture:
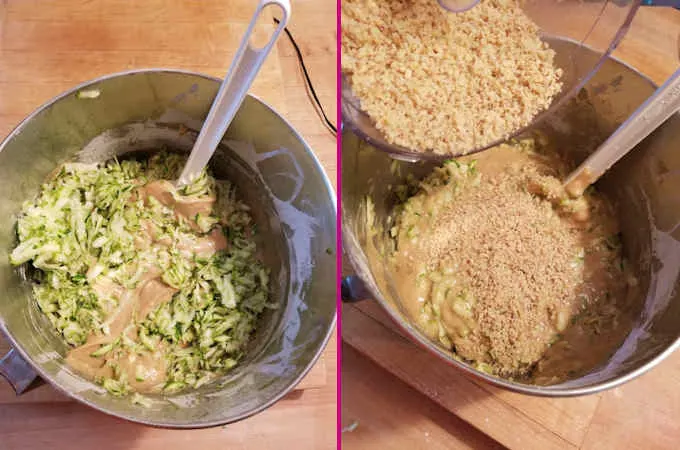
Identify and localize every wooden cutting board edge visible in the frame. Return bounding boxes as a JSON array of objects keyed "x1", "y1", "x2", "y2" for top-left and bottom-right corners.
[{"x1": 343, "y1": 302, "x2": 589, "y2": 450}]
